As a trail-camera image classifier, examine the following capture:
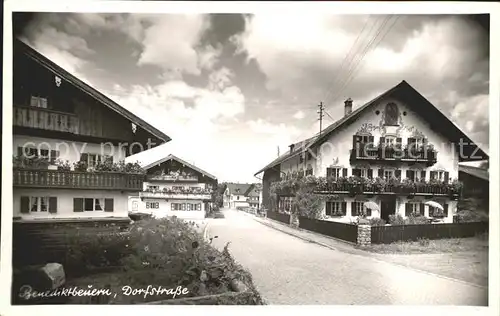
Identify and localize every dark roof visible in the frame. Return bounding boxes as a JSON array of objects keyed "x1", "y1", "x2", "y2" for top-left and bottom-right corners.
[
  {"x1": 142, "y1": 154, "x2": 217, "y2": 180},
  {"x1": 15, "y1": 38, "x2": 171, "y2": 143},
  {"x1": 225, "y1": 183, "x2": 252, "y2": 196},
  {"x1": 255, "y1": 80, "x2": 488, "y2": 175},
  {"x1": 459, "y1": 165, "x2": 489, "y2": 181}
]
